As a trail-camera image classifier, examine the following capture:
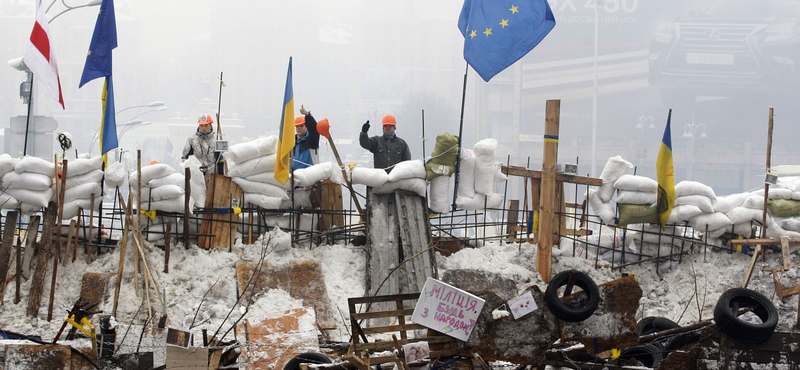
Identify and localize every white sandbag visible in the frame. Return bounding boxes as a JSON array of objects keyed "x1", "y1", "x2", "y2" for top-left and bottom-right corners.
[
  {"x1": 429, "y1": 175, "x2": 450, "y2": 214},
  {"x1": 373, "y1": 178, "x2": 428, "y2": 198},
  {"x1": 142, "y1": 196, "x2": 193, "y2": 214},
  {"x1": 1, "y1": 171, "x2": 53, "y2": 191},
  {"x1": 773, "y1": 165, "x2": 800, "y2": 177},
  {"x1": 104, "y1": 161, "x2": 126, "y2": 188},
  {"x1": 712, "y1": 192, "x2": 750, "y2": 213},
  {"x1": 675, "y1": 181, "x2": 716, "y2": 201},
  {"x1": 326, "y1": 162, "x2": 345, "y2": 186},
  {"x1": 667, "y1": 204, "x2": 703, "y2": 223},
  {"x1": 751, "y1": 187, "x2": 793, "y2": 200},
  {"x1": 350, "y1": 166, "x2": 388, "y2": 188},
  {"x1": 292, "y1": 162, "x2": 333, "y2": 187},
  {"x1": 224, "y1": 136, "x2": 279, "y2": 164},
  {"x1": 19, "y1": 202, "x2": 44, "y2": 215},
  {"x1": 456, "y1": 192, "x2": 503, "y2": 210},
  {"x1": 597, "y1": 156, "x2": 633, "y2": 202},
  {"x1": 764, "y1": 216, "x2": 800, "y2": 239},
  {"x1": 0, "y1": 154, "x2": 18, "y2": 178},
  {"x1": 60, "y1": 196, "x2": 102, "y2": 220},
  {"x1": 130, "y1": 163, "x2": 176, "y2": 186},
  {"x1": 675, "y1": 194, "x2": 714, "y2": 214},
  {"x1": 149, "y1": 184, "x2": 186, "y2": 202},
  {"x1": 243, "y1": 192, "x2": 284, "y2": 209},
  {"x1": 65, "y1": 170, "x2": 104, "y2": 189},
  {"x1": 615, "y1": 189, "x2": 657, "y2": 205},
  {"x1": 725, "y1": 207, "x2": 763, "y2": 225},
  {"x1": 780, "y1": 218, "x2": 800, "y2": 232},
  {"x1": 587, "y1": 189, "x2": 616, "y2": 225},
  {"x1": 226, "y1": 154, "x2": 277, "y2": 178},
  {"x1": 64, "y1": 182, "x2": 102, "y2": 202},
  {"x1": 182, "y1": 156, "x2": 206, "y2": 208},
  {"x1": 6, "y1": 187, "x2": 55, "y2": 208},
  {"x1": 457, "y1": 148, "x2": 476, "y2": 198},
  {"x1": 15, "y1": 156, "x2": 55, "y2": 176},
  {"x1": 232, "y1": 177, "x2": 289, "y2": 200},
  {"x1": 741, "y1": 194, "x2": 764, "y2": 210},
  {"x1": 387, "y1": 160, "x2": 426, "y2": 182},
  {"x1": 61, "y1": 156, "x2": 102, "y2": 177},
  {"x1": 777, "y1": 176, "x2": 800, "y2": 192},
  {"x1": 688, "y1": 212, "x2": 732, "y2": 232},
  {"x1": 0, "y1": 192, "x2": 20, "y2": 209},
  {"x1": 493, "y1": 167, "x2": 508, "y2": 183},
  {"x1": 614, "y1": 174, "x2": 658, "y2": 192},
  {"x1": 244, "y1": 171, "x2": 294, "y2": 190},
  {"x1": 148, "y1": 173, "x2": 185, "y2": 189}
]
